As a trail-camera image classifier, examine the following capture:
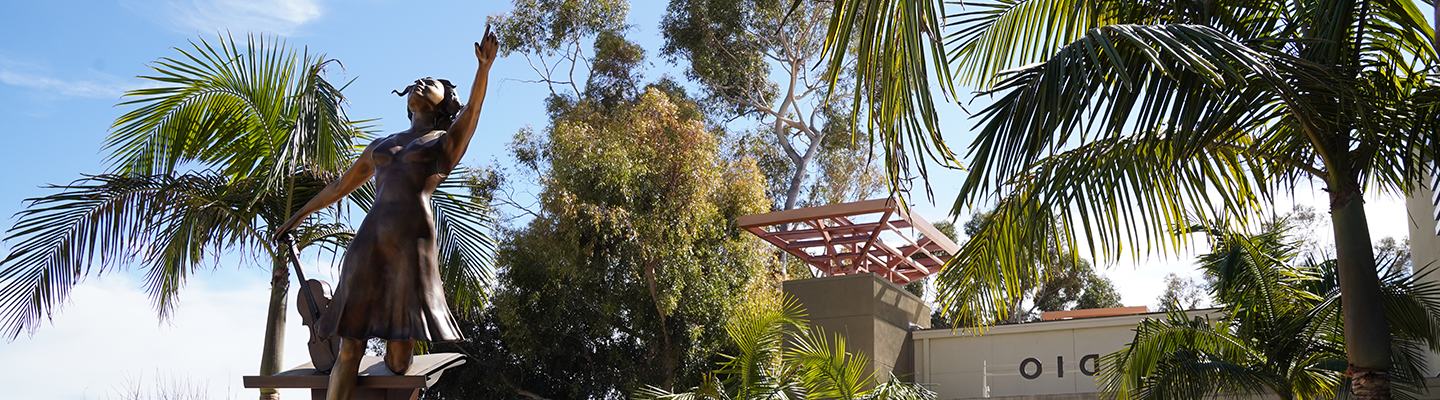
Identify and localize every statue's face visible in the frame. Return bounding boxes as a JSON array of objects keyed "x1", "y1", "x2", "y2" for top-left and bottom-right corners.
[{"x1": 406, "y1": 79, "x2": 446, "y2": 113}]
